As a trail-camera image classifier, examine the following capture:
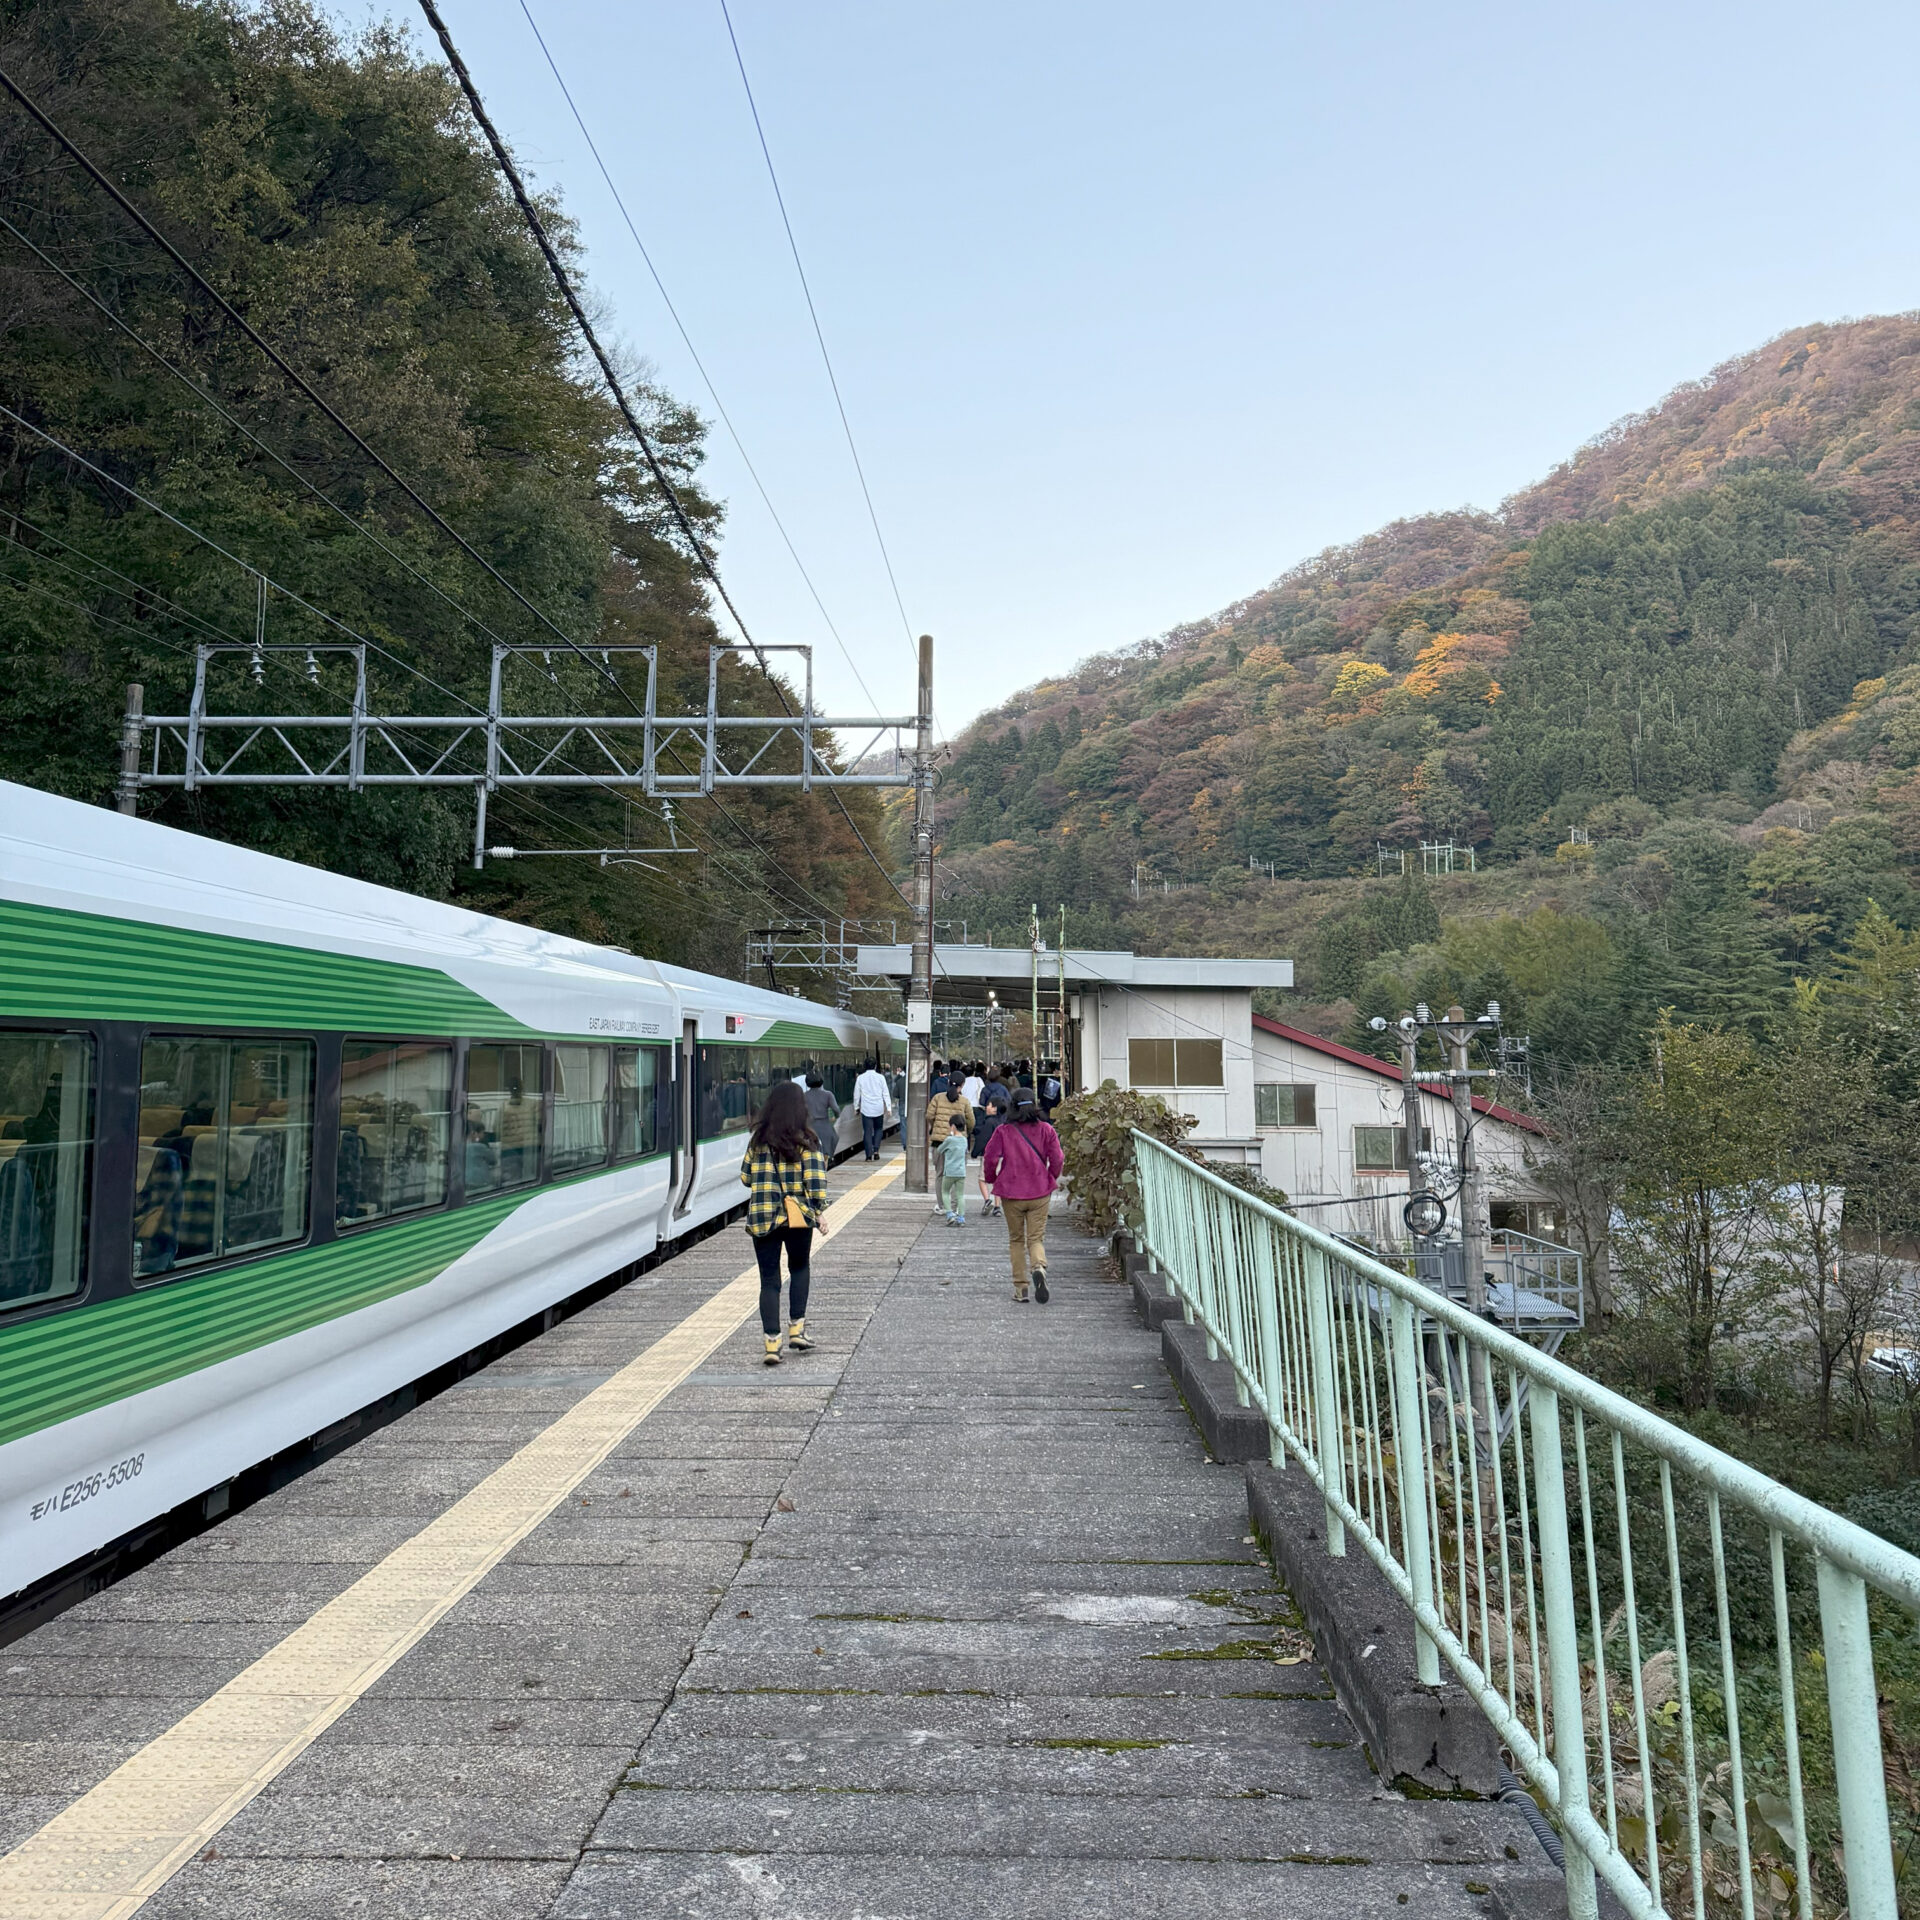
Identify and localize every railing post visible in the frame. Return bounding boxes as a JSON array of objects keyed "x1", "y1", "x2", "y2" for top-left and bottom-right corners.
[
  {"x1": 1818, "y1": 1555, "x2": 1898, "y2": 1920},
  {"x1": 1227, "y1": 1210, "x2": 1252, "y2": 1409},
  {"x1": 1202, "y1": 1184, "x2": 1221, "y2": 1362},
  {"x1": 1305, "y1": 1244, "x2": 1345, "y2": 1556},
  {"x1": 1529, "y1": 1383, "x2": 1598, "y2": 1920},
  {"x1": 1250, "y1": 1219, "x2": 1286, "y2": 1469},
  {"x1": 1388, "y1": 1293, "x2": 1441, "y2": 1685}
]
